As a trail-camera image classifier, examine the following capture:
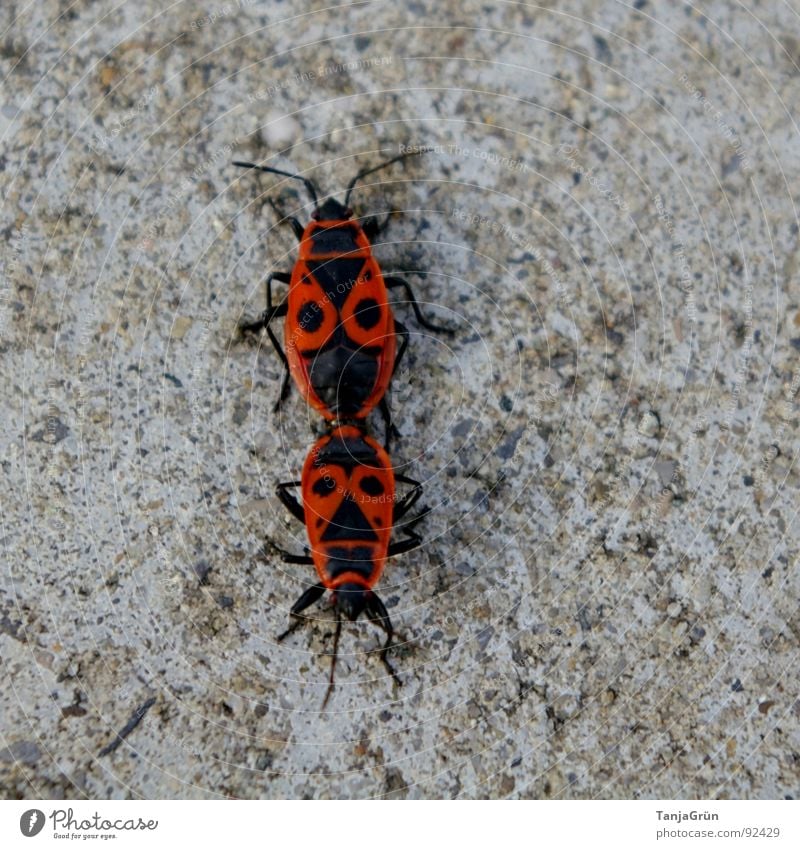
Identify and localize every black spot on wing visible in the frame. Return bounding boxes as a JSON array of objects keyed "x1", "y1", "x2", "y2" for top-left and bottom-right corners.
[
  {"x1": 354, "y1": 297, "x2": 381, "y2": 330},
  {"x1": 297, "y1": 301, "x2": 324, "y2": 333},
  {"x1": 360, "y1": 475, "x2": 385, "y2": 496},
  {"x1": 312, "y1": 476, "x2": 337, "y2": 497}
]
